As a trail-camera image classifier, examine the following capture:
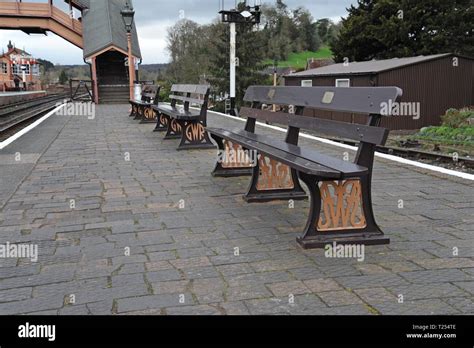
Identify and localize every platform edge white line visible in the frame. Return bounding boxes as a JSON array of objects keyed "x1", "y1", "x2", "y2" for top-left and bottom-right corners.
[
  {"x1": 209, "y1": 110, "x2": 474, "y2": 182},
  {"x1": 0, "y1": 104, "x2": 66, "y2": 150}
]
